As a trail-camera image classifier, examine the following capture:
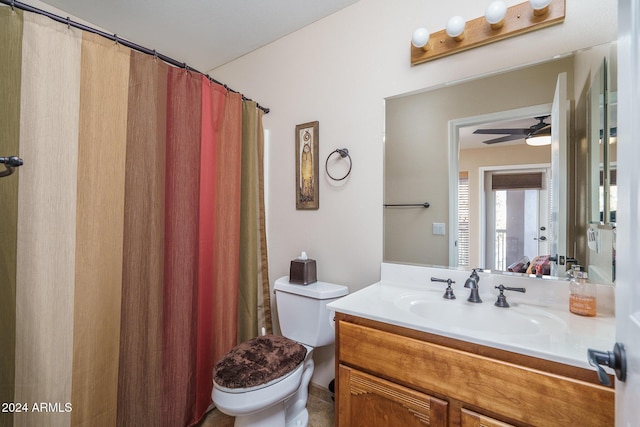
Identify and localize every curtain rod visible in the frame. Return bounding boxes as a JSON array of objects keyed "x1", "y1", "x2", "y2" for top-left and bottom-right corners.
[{"x1": 1, "y1": 0, "x2": 270, "y2": 114}]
